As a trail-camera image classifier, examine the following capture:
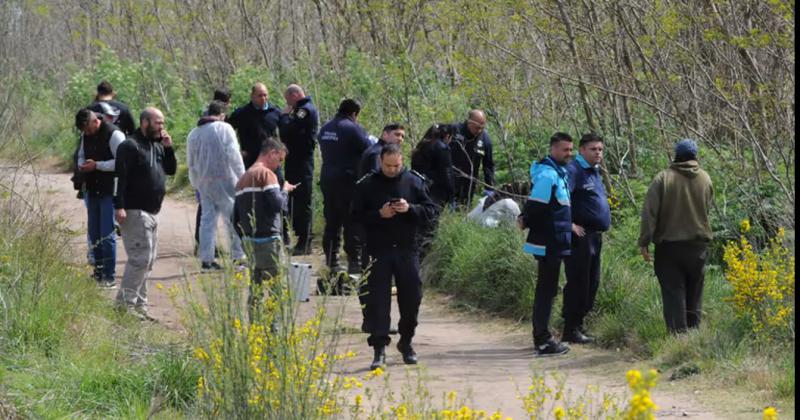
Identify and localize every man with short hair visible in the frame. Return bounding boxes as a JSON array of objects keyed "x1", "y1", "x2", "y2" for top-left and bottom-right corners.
[
  {"x1": 451, "y1": 109, "x2": 495, "y2": 205},
  {"x1": 114, "y1": 107, "x2": 176, "y2": 320},
  {"x1": 518, "y1": 132, "x2": 574, "y2": 357},
  {"x1": 352, "y1": 144, "x2": 436, "y2": 370},
  {"x1": 187, "y1": 100, "x2": 246, "y2": 270},
  {"x1": 278, "y1": 84, "x2": 319, "y2": 255},
  {"x1": 318, "y1": 99, "x2": 373, "y2": 274},
  {"x1": 74, "y1": 108, "x2": 126, "y2": 288},
  {"x1": 89, "y1": 80, "x2": 136, "y2": 135},
  {"x1": 233, "y1": 137, "x2": 289, "y2": 321},
  {"x1": 228, "y1": 83, "x2": 281, "y2": 169},
  {"x1": 639, "y1": 138, "x2": 713, "y2": 334},
  {"x1": 358, "y1": 123, "x2": 406, "y2": 177},
  {"x1": 562, "y1": 133, "x2": 611, "y2": 344}
]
